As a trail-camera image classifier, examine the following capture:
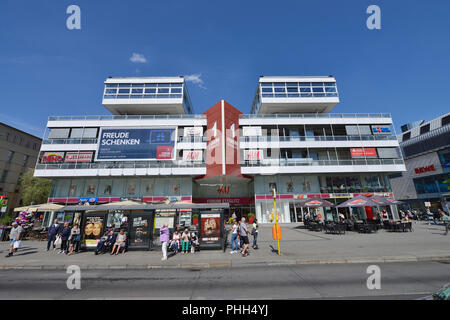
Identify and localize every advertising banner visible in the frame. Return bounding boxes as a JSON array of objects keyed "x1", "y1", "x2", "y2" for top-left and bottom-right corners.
[
  {"x1": 183, "y1": 127, "x2": 203, "y2": 137},
  {"x1": 350, "y1": 148, "x2": 377, "y2": 158},
  {"x1": 41, "y1": 152, "x2": 65, "y2": 164},
  {"x1": 183, "y1": 150, "x2": 203, "y2": 162},
  {"x1": 200, "y1": 213, "x2": 221, "y2": 245},
  {"x1": 65, "y1": 152, "x2": 93, "y2": 163},
  {"x1": 96, "y1": 128, "x2": 176, "y2": 161},
  {"x1": 128, "y1": 213, "x2": 153, "y2": 249},
  {"x1": 244, "y1": 149, "x2": 263, "y2": 161},
  {"x1": 83, "y1": 215, "x2": 104, "y2": 247}
]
